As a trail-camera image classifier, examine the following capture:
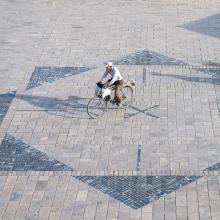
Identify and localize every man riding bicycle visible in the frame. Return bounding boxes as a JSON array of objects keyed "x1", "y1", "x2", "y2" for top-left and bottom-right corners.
[
  {"x1": 101, "y1": 62, "x2": 123, "y2": 107},
  {"x1": 87, "y1": 62, "x2": 134, "y2": 118}
]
